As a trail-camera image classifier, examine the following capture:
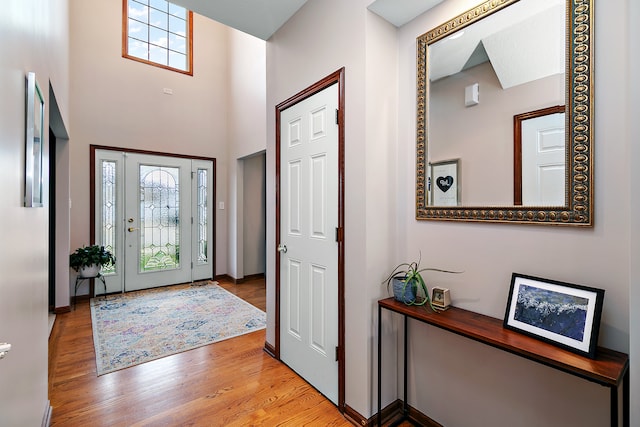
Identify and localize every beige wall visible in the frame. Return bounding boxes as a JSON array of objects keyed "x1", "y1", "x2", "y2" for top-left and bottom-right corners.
[
  {"x1": 630, "y1": 0, "x2": 640, "y2": 422},
  {"x1": 68, "y1": 1, "x2": 232, "y2": 289},
  {"x1": 397, "y1": 0, "x2": 631, "y2": 425},
  {"x1": 0, "y1": 0, "x2": 70, "y2": 424}
]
